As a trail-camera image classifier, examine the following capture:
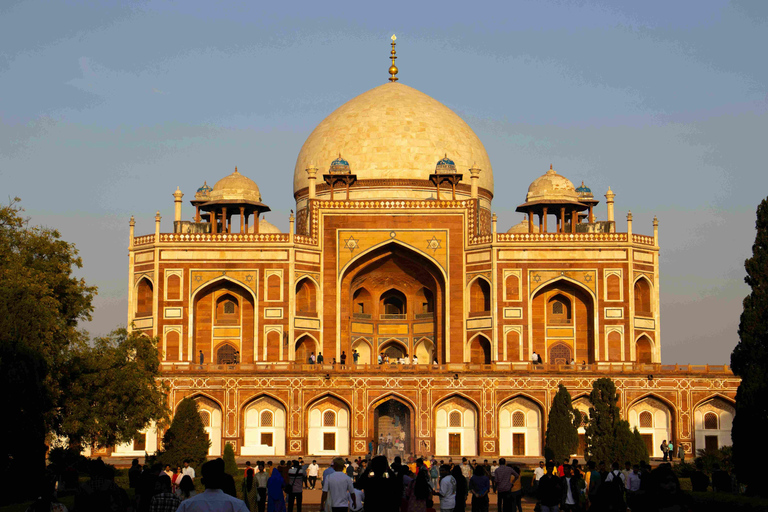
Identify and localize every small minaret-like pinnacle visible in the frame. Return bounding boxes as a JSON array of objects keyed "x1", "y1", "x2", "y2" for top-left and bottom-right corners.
[{"x1": 389, "y1": 34, "x2": 399, "y2": 82}]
